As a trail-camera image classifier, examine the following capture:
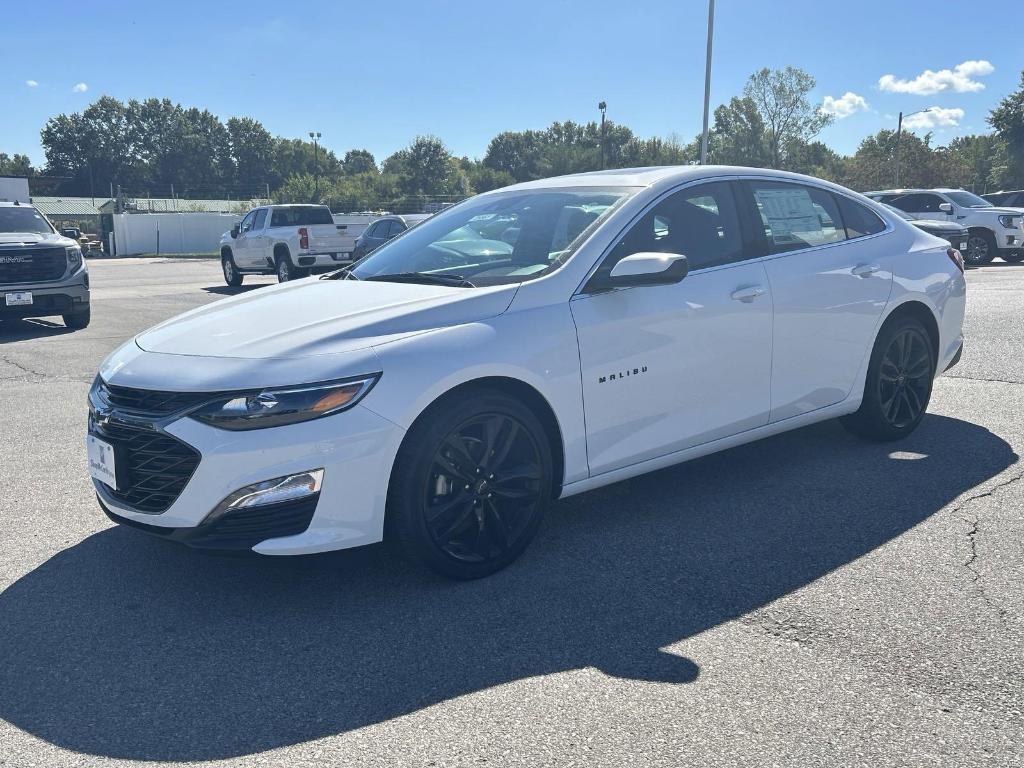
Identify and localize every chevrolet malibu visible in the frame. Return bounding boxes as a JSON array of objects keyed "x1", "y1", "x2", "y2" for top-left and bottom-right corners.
[{"x1": 89, "y1": 167, "x2": 967, "y2": 579}]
